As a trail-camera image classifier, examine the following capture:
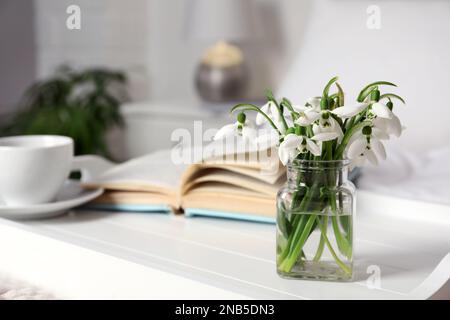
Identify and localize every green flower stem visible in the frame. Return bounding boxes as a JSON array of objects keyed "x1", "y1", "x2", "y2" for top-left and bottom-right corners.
[
  {"x1": 274, "y1": 102, "x2": 289, "y2": 132},
  {"x1": 330, "y1": 192, "x2": 352, "y2": 259},
  {"x1": 313, "y1": 215, "x2": 327, "y2": 261},
  {"x1": 315, "y1": 216, "x2": 352, "y2": 276},
  {"x1": 279, "y1": 213, "x2": 317, "y2": 272},
  {"x1": 326, "y1": 143, "x2": 351, "y2": 259},
  {"x1": 230, "y1": 103, "x2": 282, "y2": 135},
  {"x1": 357, "y1": 81, "x2": 397, "y2": 102},
  {"x1": 281, "y1": 98, "x2": 299, "y2": 122},
  {"x1": 277, "y1": 175, "x2": 321, "y2": 266},
  {"x1": 334, "y1": 120, "x2": 372, "y2": 159},
  {"x1": 379, "y1": 93, "x2": 406, "y2": 104},
  {"x1": 277, "y1": 189, "x2": 313, "y2": 264}
]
